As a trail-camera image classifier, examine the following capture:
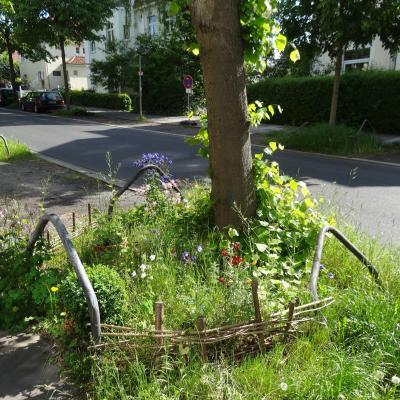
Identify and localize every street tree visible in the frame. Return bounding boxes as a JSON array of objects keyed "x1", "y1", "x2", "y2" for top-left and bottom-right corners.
[
  {"x1": 170, "y1": 0, "x2": 294, "y2": 228},
  {"x1": 0, "y1": 0, "x2": 48, "y2": 100},
  {"x1": 21, "y1": 0, "x2": 122, "y2": 108},
  {"x1": 278, "y1": 0, "x2": 400, "y2": 126}
]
